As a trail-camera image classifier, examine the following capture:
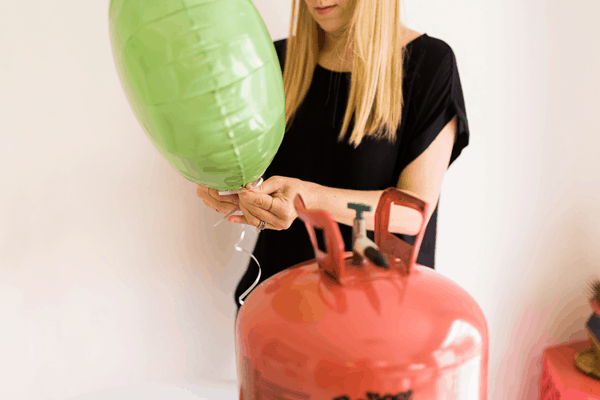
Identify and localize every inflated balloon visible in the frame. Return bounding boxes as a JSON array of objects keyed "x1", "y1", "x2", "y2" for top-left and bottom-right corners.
[{"x1": 109, "y1": 0, "x2": 286, "y2": 192}]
